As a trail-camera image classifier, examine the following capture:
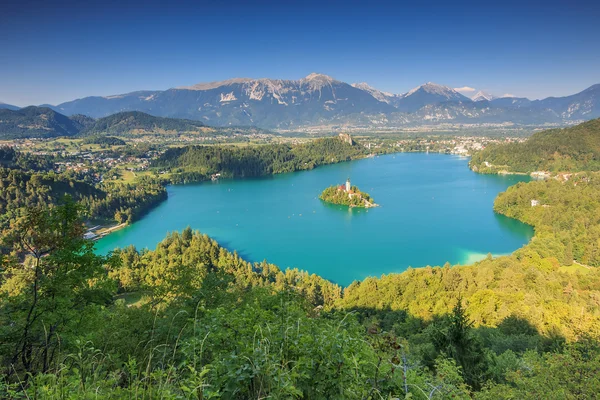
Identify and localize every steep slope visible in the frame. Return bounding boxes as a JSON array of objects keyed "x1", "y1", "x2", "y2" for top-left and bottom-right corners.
[
  {"x1": 471, "y1": 91, "x2": 496, "y2": 102},
  {"x1": 46, "y1": 77, "x2": 600, "y2": 128},
  {"x1": 470, "y1": 118, "x2": 600, "y2": 173},
  {"x1": 0, "y1": 102, "x2": 19, "y2": 111},
  {"x1": 0, "y1": 106, "x2": 85, "y2": 139},
  {"x1": 69, "y1": 114, "x2": 96, "y2": 130},
  {"x1": 350, "y1": 82, "x2": 402, "y2": 105},
  {"x1": 55, "y1": 74, "x2": 396, "y2": 128},
  {"x1": 532, "y1": 83, "x2": 600, "y2": 120},
  {"x1": 394, "y1": 82, "x2": 472, "y2": 112},
  {"x1": 81, "y1": 111, "x2": 206, "y2": 136},
  {"x1": 53, "y1": 90, "x2": 160, "y2": 117},
  {"x1": 490, "y1": 96, "x2": 532, "y2": 108}
]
